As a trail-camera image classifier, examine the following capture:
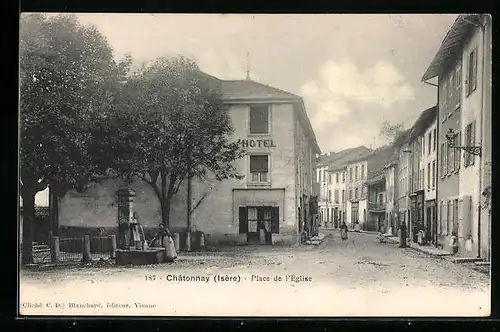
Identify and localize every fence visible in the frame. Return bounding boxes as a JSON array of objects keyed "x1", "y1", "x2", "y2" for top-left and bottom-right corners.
[{"x1": 51, "y1": 235, "x2": 117, "y2": 264}]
